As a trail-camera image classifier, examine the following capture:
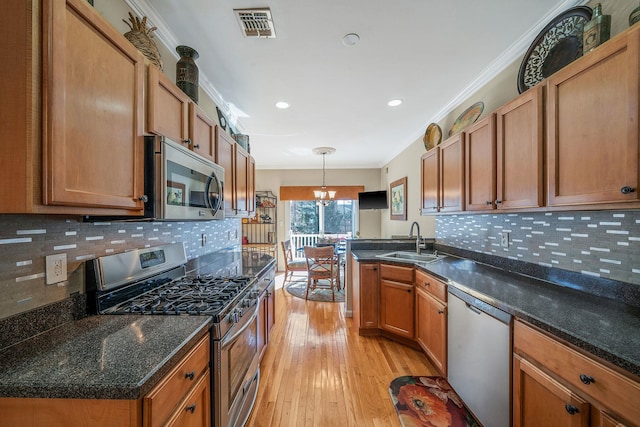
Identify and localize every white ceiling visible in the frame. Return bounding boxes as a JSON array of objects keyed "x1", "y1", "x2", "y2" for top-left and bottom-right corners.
[{"x1": 129, "y1": 0, "x2": 584, "y2": 169}]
